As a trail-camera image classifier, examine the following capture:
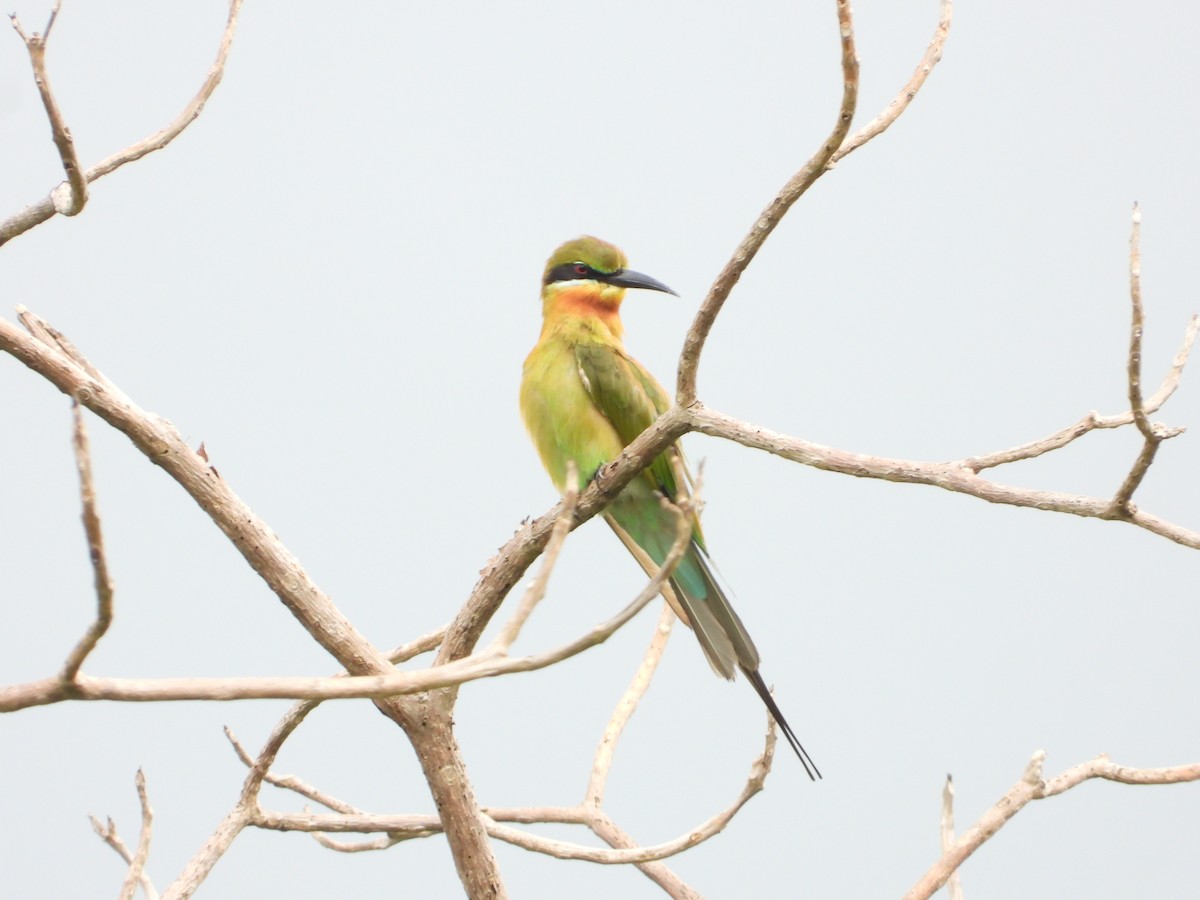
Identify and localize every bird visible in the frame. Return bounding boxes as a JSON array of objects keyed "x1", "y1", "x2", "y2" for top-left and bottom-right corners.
[{"x1": 519, "y1": 235, "x2": 819, "y2": 779}]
